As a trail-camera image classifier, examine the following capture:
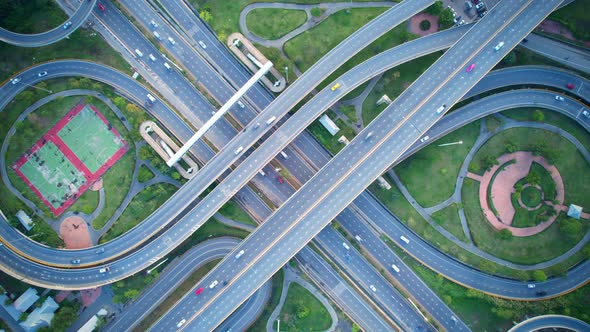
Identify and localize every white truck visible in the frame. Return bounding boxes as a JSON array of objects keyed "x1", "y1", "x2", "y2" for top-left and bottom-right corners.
[{"x1": 266, "y1": 116, "x2": 277, "y2": 125}]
